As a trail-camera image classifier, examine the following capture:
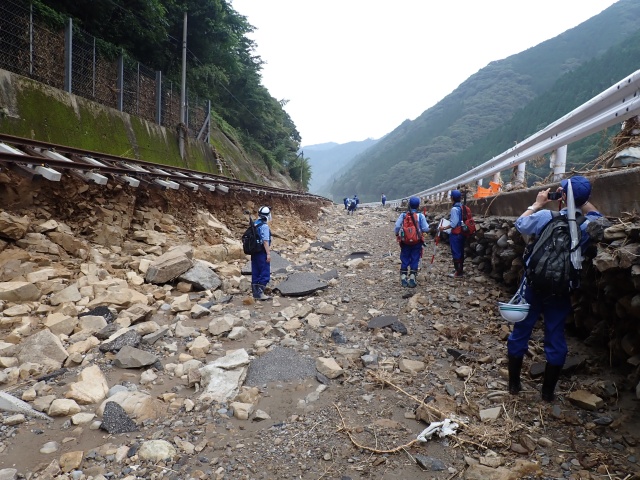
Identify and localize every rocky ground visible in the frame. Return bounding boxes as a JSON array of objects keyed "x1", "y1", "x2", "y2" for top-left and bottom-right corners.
[{"x1": 0, "y1": 187, "x2": 639, "y2": 480}]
